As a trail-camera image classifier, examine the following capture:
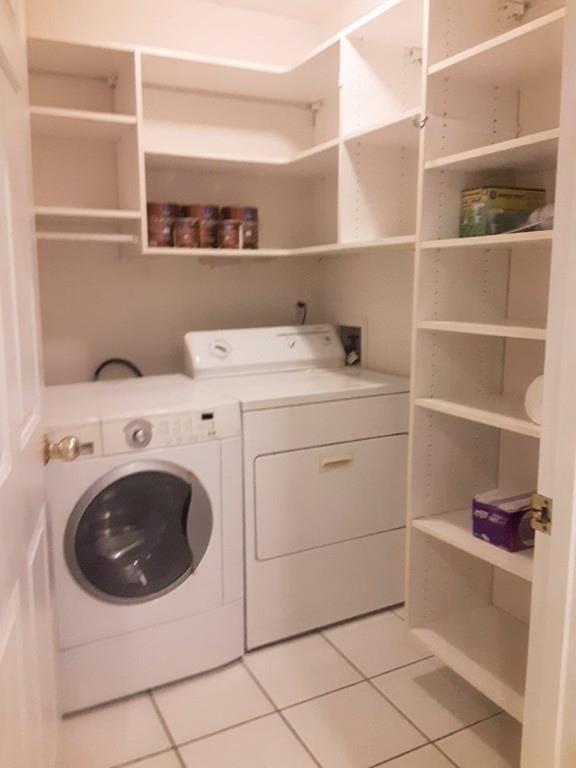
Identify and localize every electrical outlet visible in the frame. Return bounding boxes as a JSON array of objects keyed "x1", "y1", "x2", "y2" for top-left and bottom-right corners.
[{"x1": 338, "y1": 320, "x2": 367, "y2": 366}]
